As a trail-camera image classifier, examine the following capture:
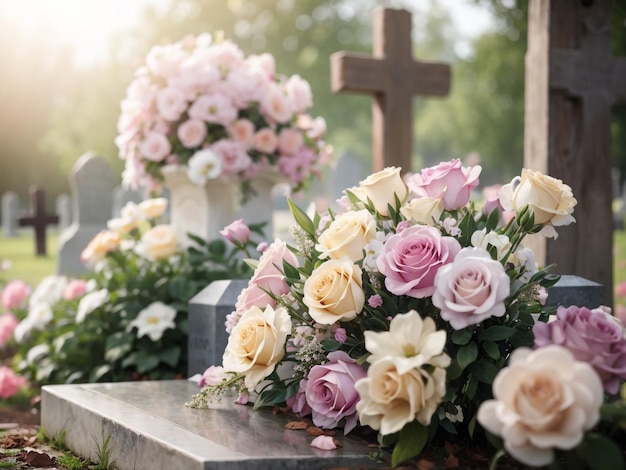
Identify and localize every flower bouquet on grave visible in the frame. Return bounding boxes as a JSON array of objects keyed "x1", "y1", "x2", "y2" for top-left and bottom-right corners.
[
  {"x1": 5, "y1": 198, "x2": 259, "y2": 385},
  {"x1": 115, "y1": 32, "x2": 333, "y2": 202},
  {"x1": 189, "y1": 160, "x2": 626, "y2": 468}
]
